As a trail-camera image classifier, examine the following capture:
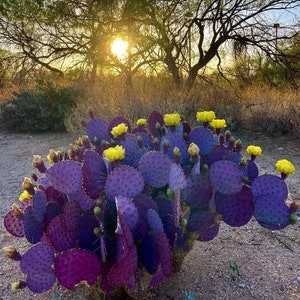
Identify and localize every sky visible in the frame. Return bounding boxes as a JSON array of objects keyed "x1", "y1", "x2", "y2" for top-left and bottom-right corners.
[{"x1": 266, "y1": 6, "x2": 300, "y2": 26}]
